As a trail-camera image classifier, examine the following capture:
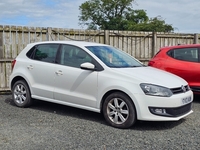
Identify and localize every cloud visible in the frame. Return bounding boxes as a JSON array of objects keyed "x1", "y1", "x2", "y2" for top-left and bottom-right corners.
[
  {"x1": 136, "y1": 0, "x2": 200, "y2": 33},
  {"x1": 0, "y1": 0, "x2": 85, "y2": 29}
]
